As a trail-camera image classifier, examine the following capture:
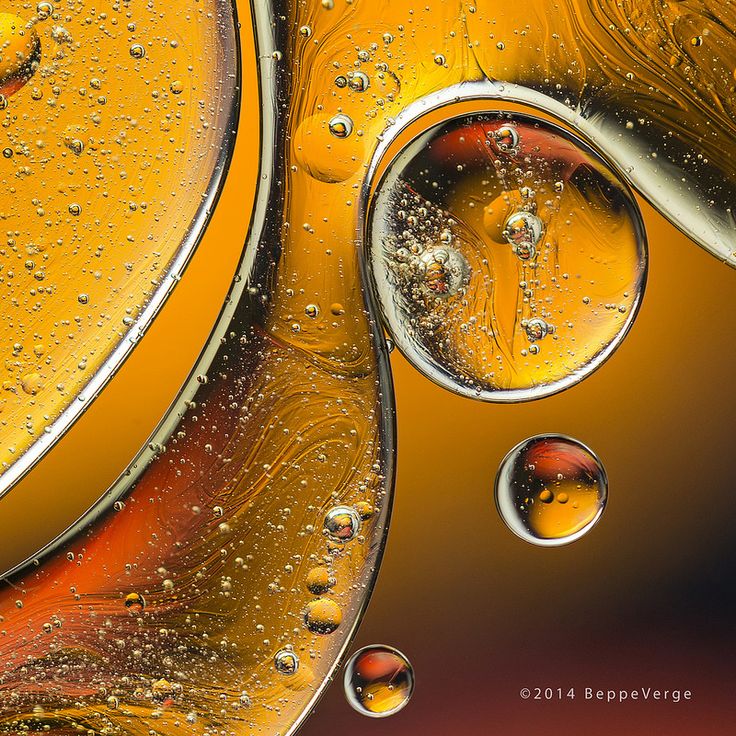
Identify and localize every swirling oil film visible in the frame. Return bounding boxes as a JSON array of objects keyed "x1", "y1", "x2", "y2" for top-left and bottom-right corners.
[{"x1": 0, "y1": 0, "x2": 733, "y2": 734}]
